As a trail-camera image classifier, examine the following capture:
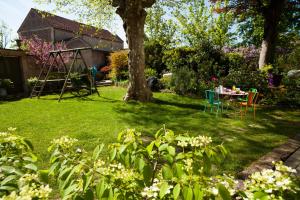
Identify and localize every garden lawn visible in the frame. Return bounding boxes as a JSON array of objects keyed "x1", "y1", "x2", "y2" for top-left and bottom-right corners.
[{"x1": 0, "y1": 86, "x2": 299, "y2": 174}]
